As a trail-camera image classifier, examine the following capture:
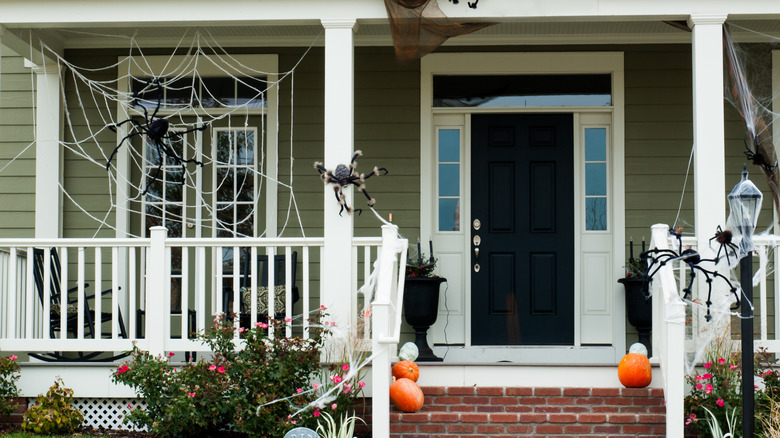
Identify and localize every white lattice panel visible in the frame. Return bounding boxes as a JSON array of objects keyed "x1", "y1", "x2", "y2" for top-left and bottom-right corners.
[{"x1": 72, "y1": 398, "x2": 147, "y2": 431}]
